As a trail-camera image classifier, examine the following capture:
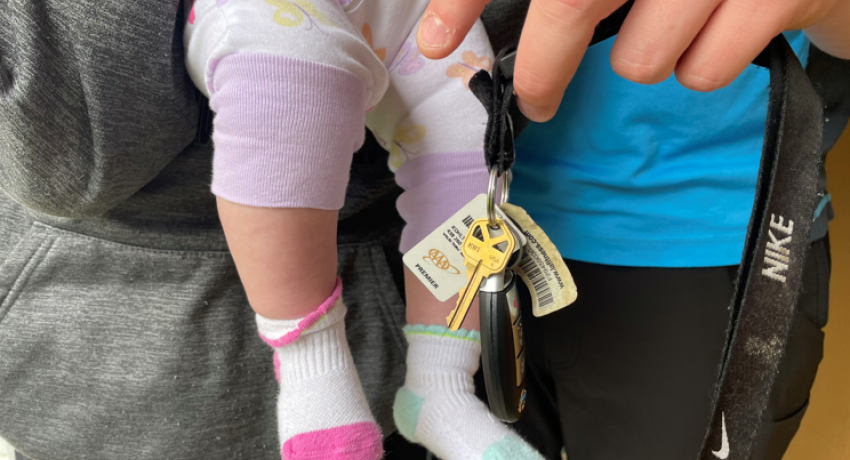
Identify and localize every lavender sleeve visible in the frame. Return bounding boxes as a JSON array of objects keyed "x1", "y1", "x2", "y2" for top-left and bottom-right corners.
[
  {"x1": 369, "y1": 19, "x2": 495, "y2": 253},
  {"x1": 209, "y1": 54, "x2": 367, "y2": 210},
  {"x1": 395, "y1": 151, "x2": 490, "y2": 252}
]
